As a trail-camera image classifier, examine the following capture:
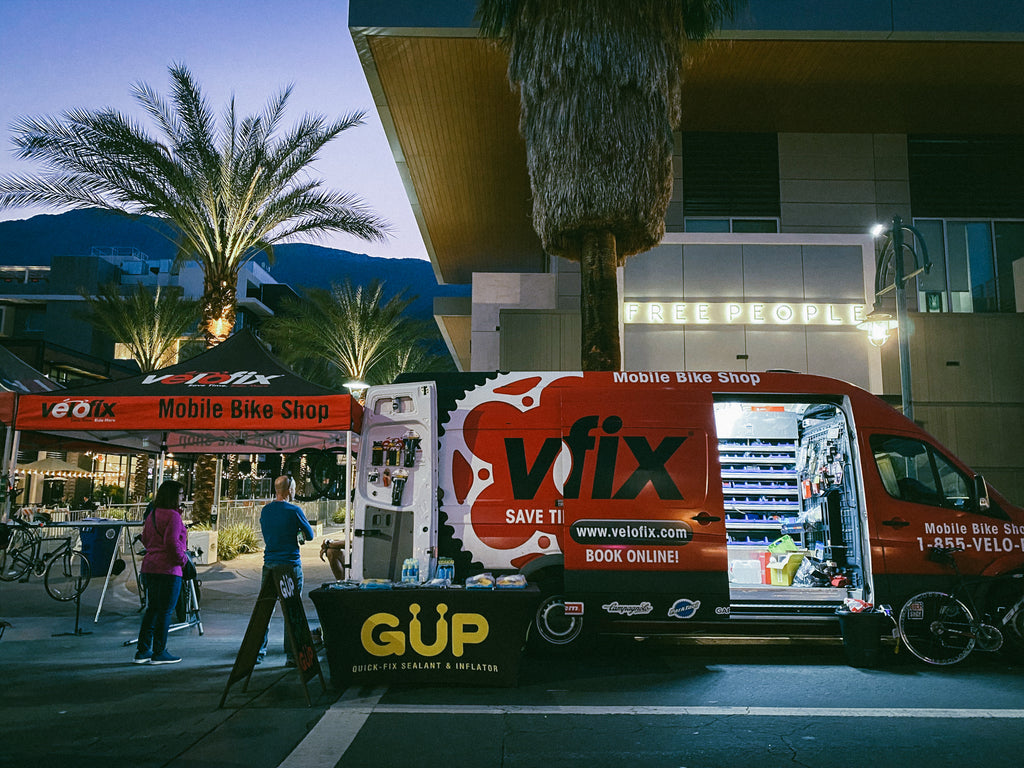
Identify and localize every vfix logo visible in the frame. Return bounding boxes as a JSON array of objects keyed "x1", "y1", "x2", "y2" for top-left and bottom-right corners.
[
  {"x1": 42, "y1": 399, "x2": 116, "y2": 419},
  {"x1": 504, "y1": 415, "x2": 687, "y2": 500}
]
